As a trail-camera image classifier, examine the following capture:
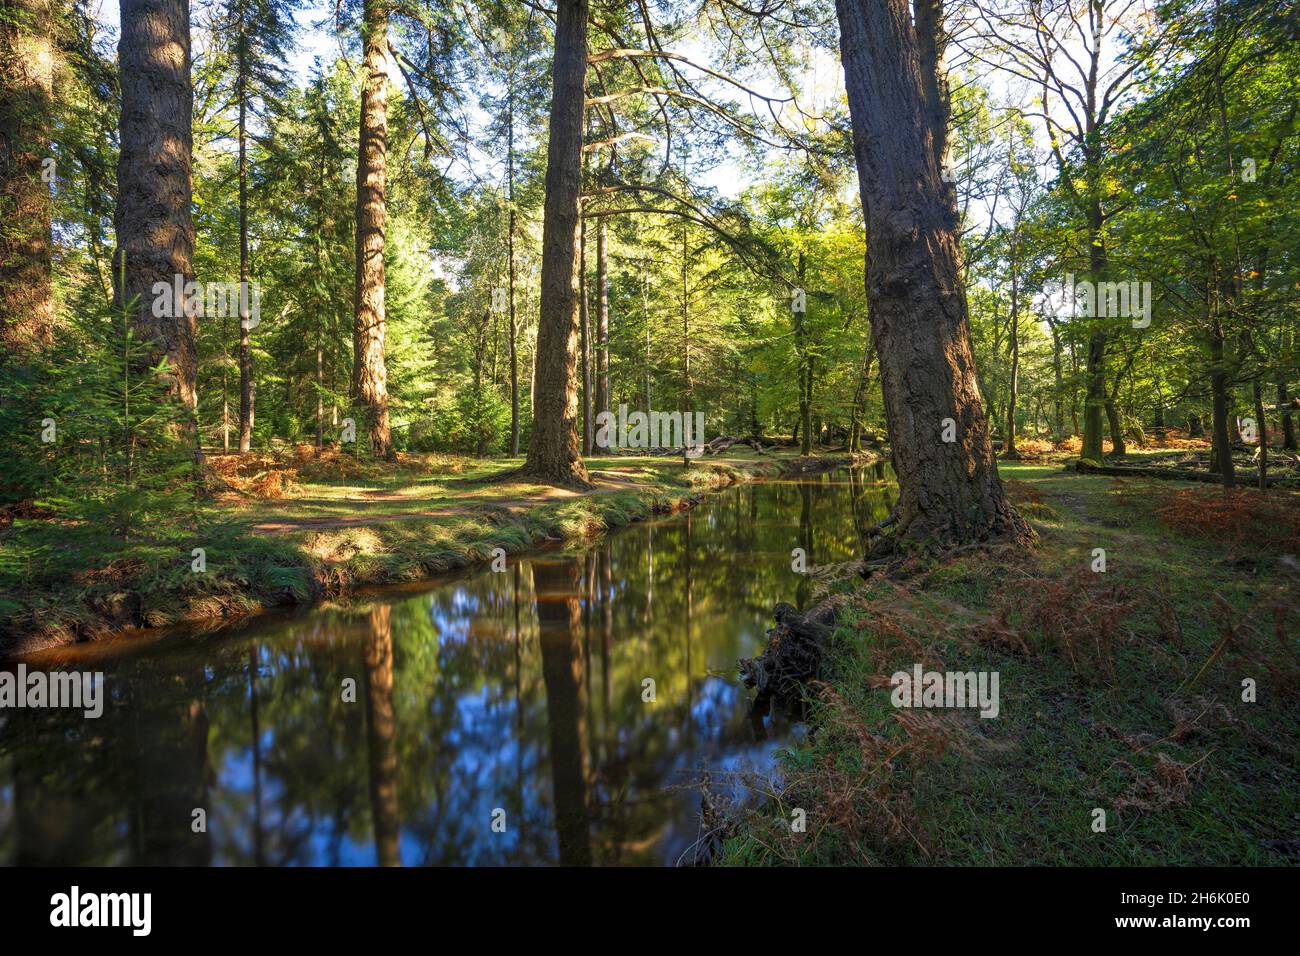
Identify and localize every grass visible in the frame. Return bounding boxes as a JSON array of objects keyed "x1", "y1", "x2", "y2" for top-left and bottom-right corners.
[
  {"x1": 0, "y1": 445, "x2": 849, "y2": 654},
  {"x1": 716, "y1": 462, "x2": 1299, "y2": 866}
]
